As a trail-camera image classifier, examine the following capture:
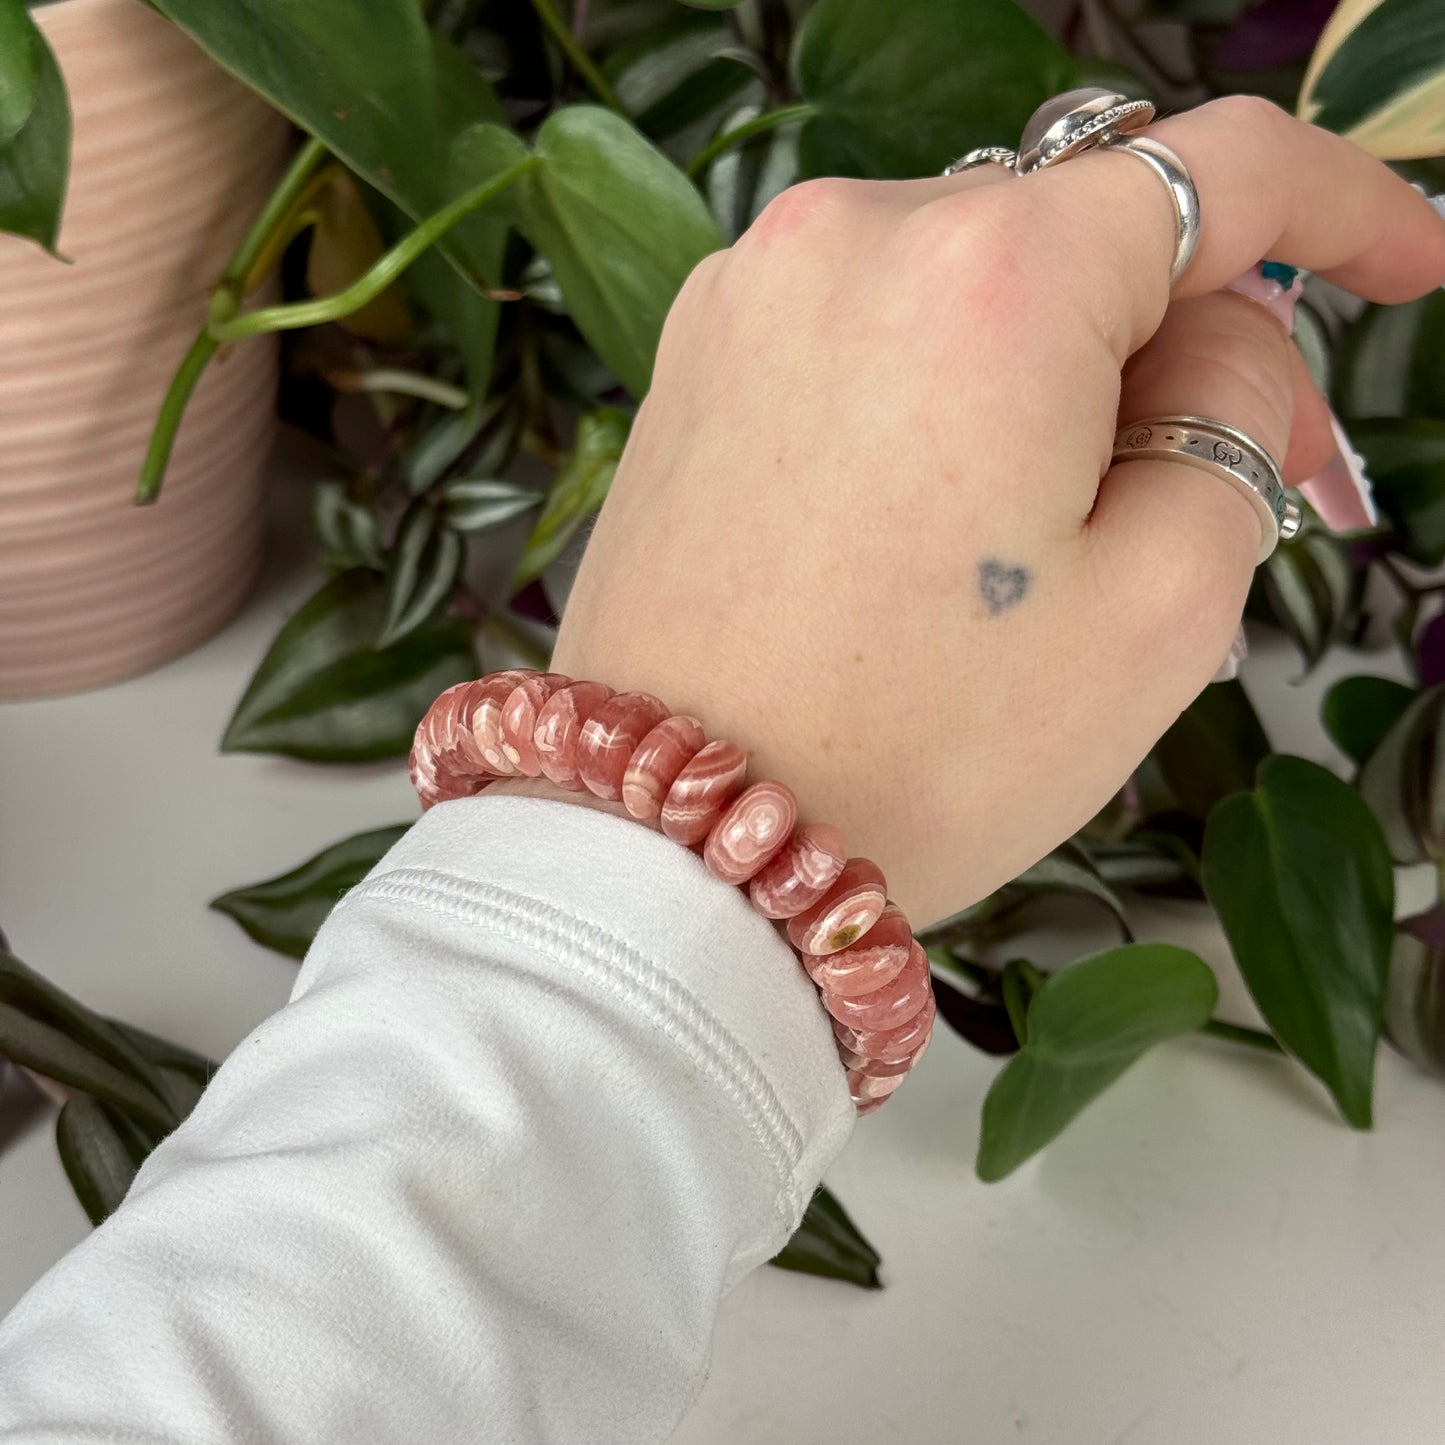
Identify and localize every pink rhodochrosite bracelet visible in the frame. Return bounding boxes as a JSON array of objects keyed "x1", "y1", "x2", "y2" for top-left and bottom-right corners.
[{"x1": 410, "y1": 671, "x2": 935, "y2": 1114}]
